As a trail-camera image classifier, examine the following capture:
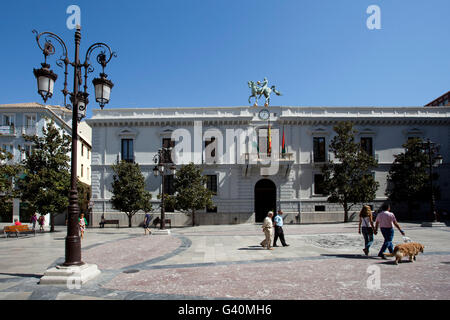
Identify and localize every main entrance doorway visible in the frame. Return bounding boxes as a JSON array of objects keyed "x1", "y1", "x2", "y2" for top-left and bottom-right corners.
[{"x1": 254, "y1": 179, "x2": 276, "y2": 222}]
